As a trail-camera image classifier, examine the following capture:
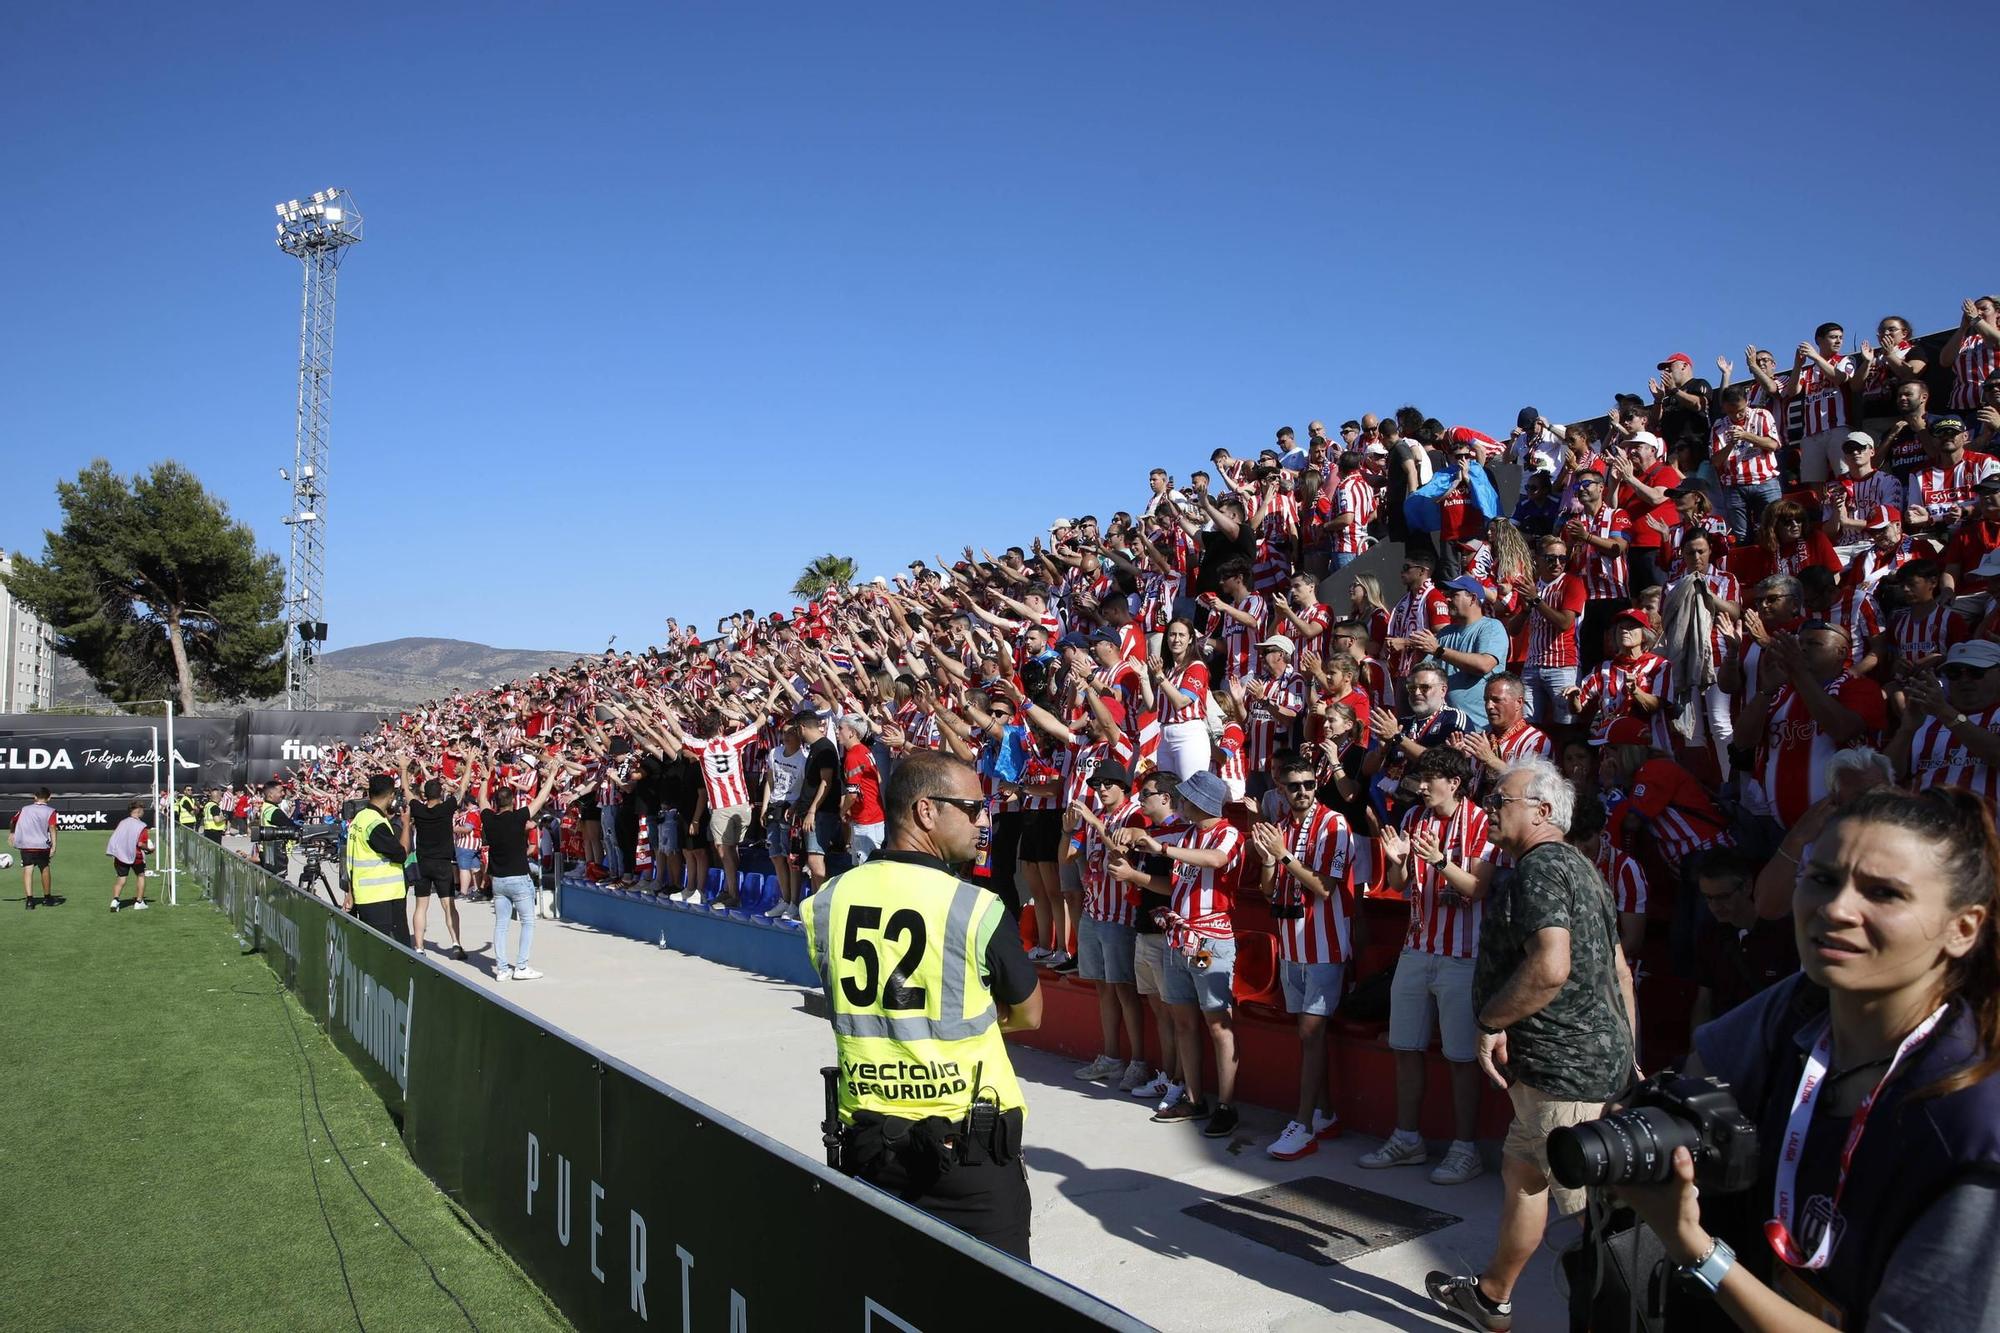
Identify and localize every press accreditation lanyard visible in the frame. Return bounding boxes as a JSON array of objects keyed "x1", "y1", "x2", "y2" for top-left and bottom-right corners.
[{"x1": 1764, "y1": 1005, "x2": 1948, "y2": 1269}]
